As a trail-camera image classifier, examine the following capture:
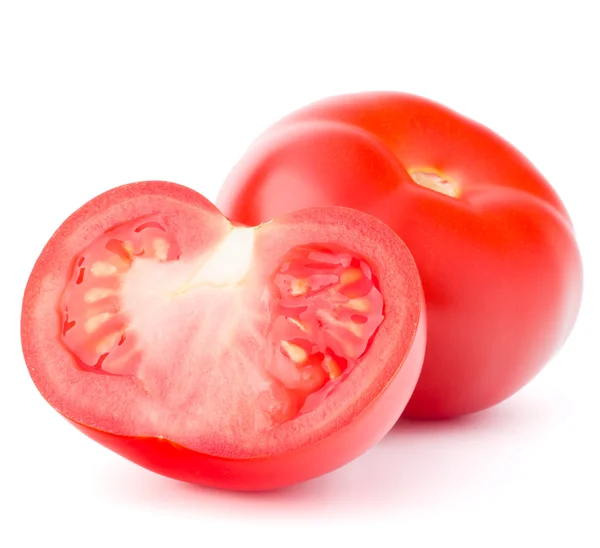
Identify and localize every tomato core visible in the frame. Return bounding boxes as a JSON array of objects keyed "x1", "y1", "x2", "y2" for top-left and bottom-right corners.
[
  {"x1": 59, "y1": 216, "x2": 384, "y2": 434},
  {"x1": 409, "y1": 169, "x2": 459, "y2": 197}
]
